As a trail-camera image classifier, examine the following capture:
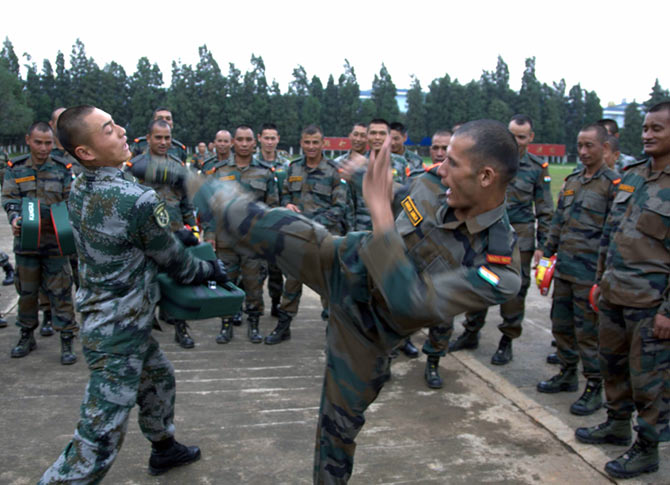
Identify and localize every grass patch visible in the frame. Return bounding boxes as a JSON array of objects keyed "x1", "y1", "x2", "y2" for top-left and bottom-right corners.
[{"x1": 548, "y1": 163, "x2": 577, "y2": 202}]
